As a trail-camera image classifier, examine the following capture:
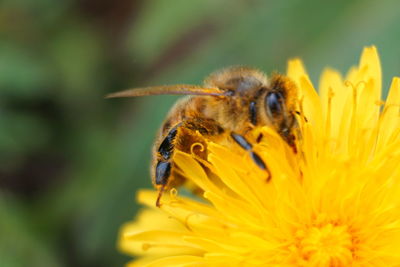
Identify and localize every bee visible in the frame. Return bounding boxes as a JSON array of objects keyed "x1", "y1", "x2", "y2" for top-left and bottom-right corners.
[{"x1": 107, "y1": 67, "x2": 299, "y2": 207}]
